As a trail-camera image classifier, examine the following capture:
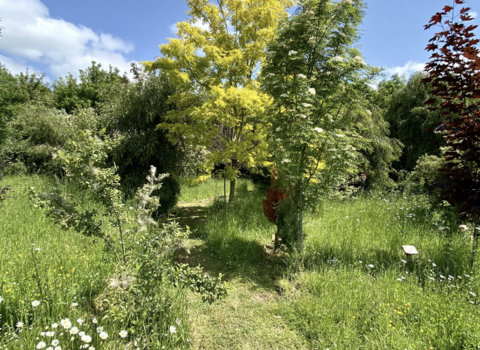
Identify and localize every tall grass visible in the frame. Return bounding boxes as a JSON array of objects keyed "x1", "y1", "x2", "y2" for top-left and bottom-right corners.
[
  {"x1": 0, "y1": 176, "x2": 190, "y2": 349},
  {"x1": 198, "y1": 182, "x2": 480, "y2": 349},
  {"x1": 0, "y1": 176, "x2": 118, "y2": 348}
]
